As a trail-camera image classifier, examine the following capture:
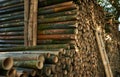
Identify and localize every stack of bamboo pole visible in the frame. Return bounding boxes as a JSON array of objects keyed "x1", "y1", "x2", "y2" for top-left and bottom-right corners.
[
  {"x1": 37, "y1": 1, "x2": 79, "y2": 50},
  {"x1": 0, "y1": 0, "x2": 24, "y2": 50},
  {"x1": 0, "y1": 49, "x2": 82, "y2": 77}
]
